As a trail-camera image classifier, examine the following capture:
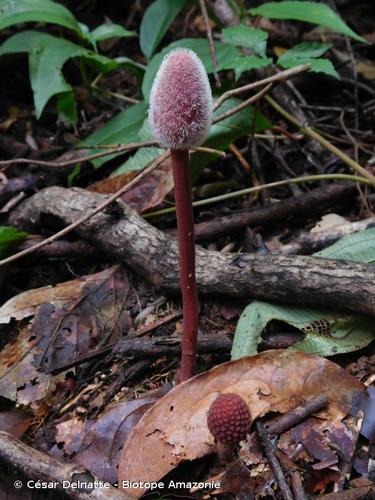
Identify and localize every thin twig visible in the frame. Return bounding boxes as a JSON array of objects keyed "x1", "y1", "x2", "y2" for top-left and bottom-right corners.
[
  {"x1": 265, "y1": 95, "x2": 375, "y2": 186},
  {"x1": 192, "y1": 146, "x2": 226, "y2": 157},
  {"x1": 265, "y1": 395, "x2": 329, "y2": 435},
  {"x1": 337, "y1": 409, "x2": 364, "y2": 491},
  {"x1": 256, "y1": 422, "x2": 294, "y2": 500},
  {"x1": 212, "y1": 83, "x2": 272, "y2": 123},
  {"x1": 92, "y1": 85, "x2": 141, "y2": 104},
  {"x1": 0, "y1": 152, "x2": 170, "y2": 268},
  {"x1": 199, "y1": 0, "x2": 221, "y2": 87},
  {"x1": 213, "y1": 64, "x2": 311, "y2": 111},
  {"x1": 0, "y1": 140, "x2": 158, "y2": 170},
  {"x1": 145, "y1": 173, "x2": 372, "y2": 218},
  {"x1": 229, "y1": 144, "x2": 251, "y2": 173}
]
